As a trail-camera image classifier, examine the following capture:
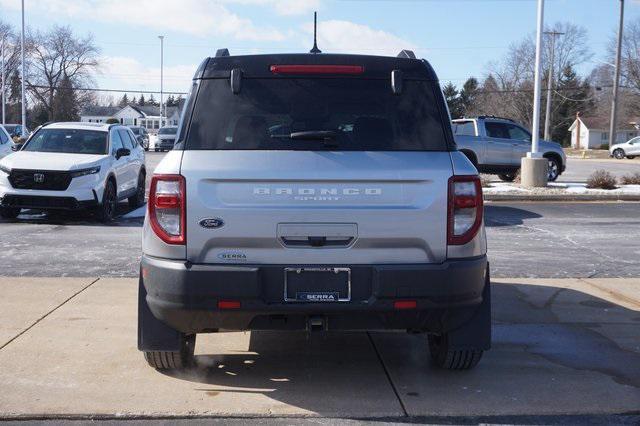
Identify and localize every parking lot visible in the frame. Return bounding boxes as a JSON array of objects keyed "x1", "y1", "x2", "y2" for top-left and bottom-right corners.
[
  {"x1": 1, "y1": 153, "x2": 639, "y2": 423},
  {"x1": 1, "y1": 276, "x2": 639, "y2": 421}
]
